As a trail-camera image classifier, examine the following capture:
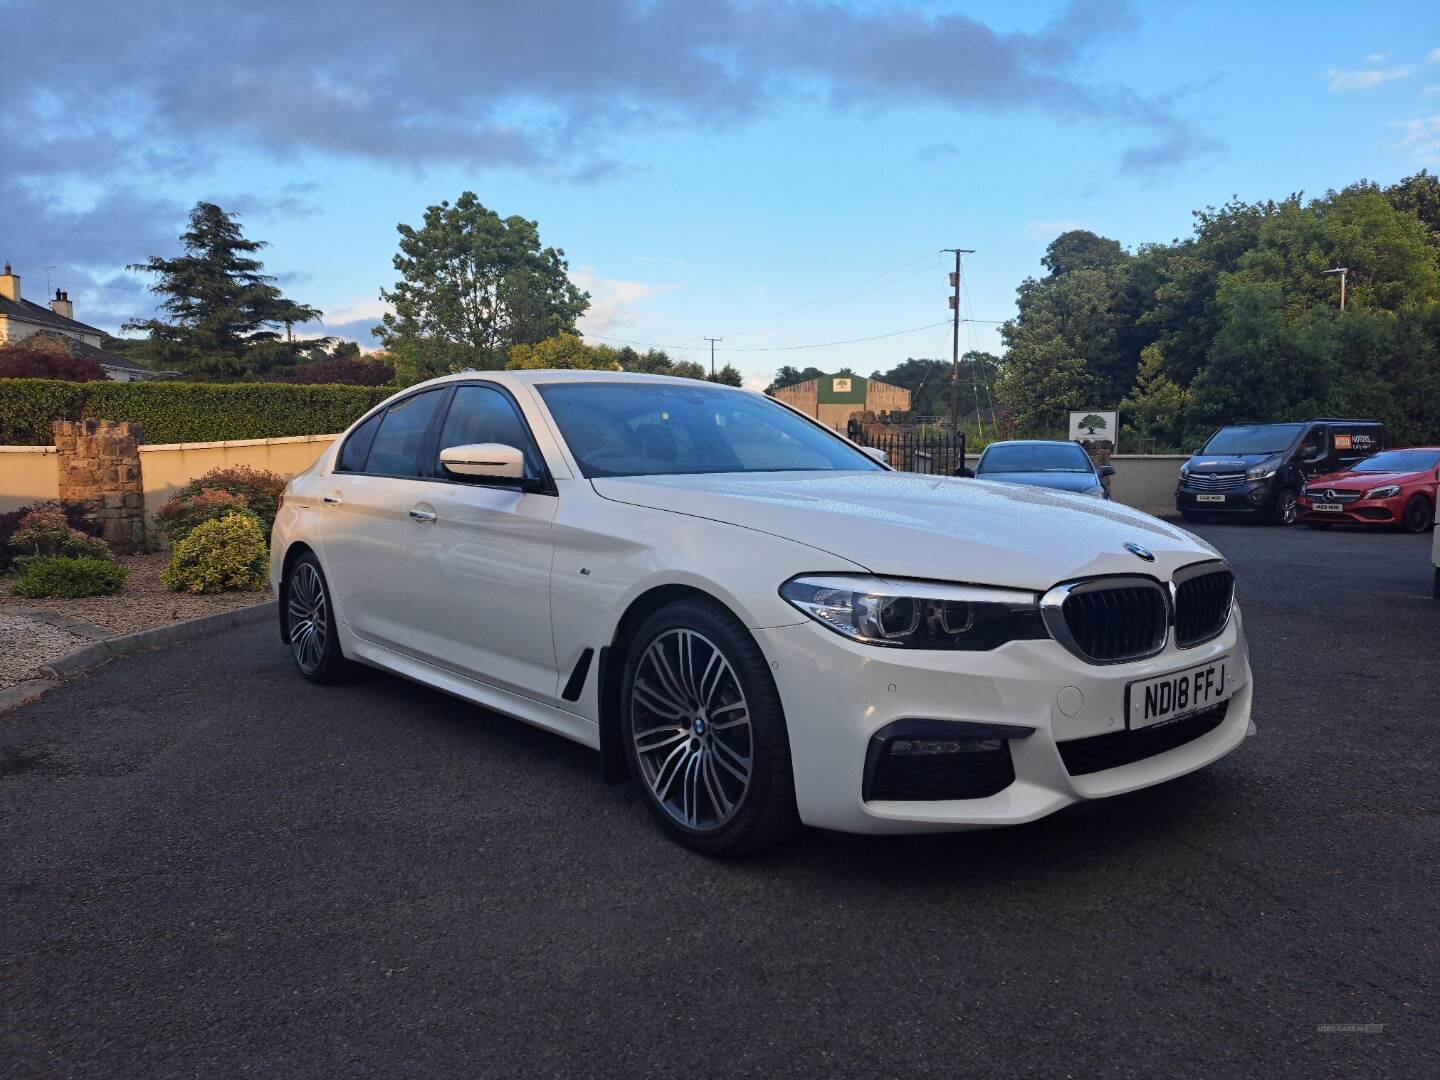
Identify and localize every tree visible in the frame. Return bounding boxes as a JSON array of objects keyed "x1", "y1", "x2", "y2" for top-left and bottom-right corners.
[
  {"x1": 506, "y1": 333, "x2": 619, "y2": 370},
  {"x1": 269, "y1": 353, "x2": 396, "y2": 385},
  {"x1": 1385, "y1": 170, "x2": 1440, "y2": 245},
  {"x1": 1078, "y1": 413, "x2": 1107, "y2": 435},
  {"x1": 0, "y1": 341, "x2": 106, "y2": 381},
  {"x1": 126, "y1": 201, "x2": 326, "y2": 380},
  {"x1": 1042, "y1": 230, "x2": 1128, "y2": 277},
  {"x1": 764, "y1": 366, "x2": 825, "y2": 395},
  {"x1": 376, "y1": 192, "x2": 589, "y2": 383},
  {"x1": 1120, "y1": 345, "x2": 1189, "y2": 450},
  {"x1": 708, "y1": 363, "x2": 743, "y2": 387}
]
